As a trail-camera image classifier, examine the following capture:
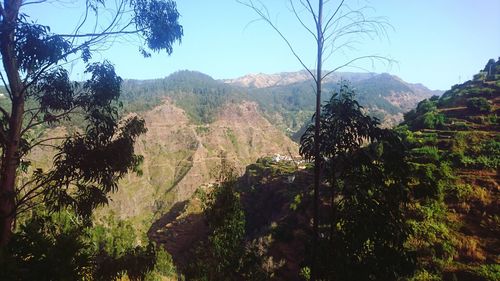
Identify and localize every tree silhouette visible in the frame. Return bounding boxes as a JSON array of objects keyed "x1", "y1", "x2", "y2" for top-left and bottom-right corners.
[
  {"x1": 0, "y1": 0, "x2": 183, "y2": 246},
  {"x1": 300, "y1": 83, "x2": 415, "y2": 280}
]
